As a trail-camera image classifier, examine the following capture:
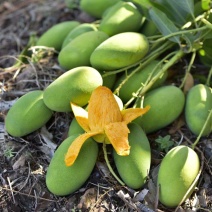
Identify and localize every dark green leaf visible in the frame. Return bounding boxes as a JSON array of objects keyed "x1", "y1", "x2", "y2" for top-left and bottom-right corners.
[
  {"x1": 150, "y1": 0, "x2": 195, "y2": 26},
  {"x1": 149, "y1": 7, "x2": 180, "y2": 43}
]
